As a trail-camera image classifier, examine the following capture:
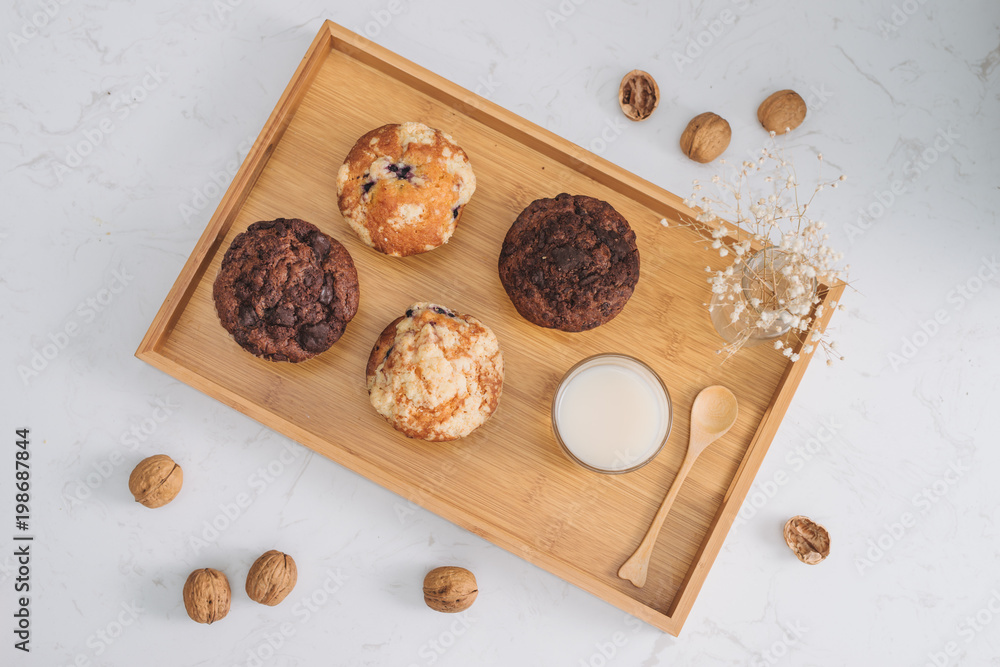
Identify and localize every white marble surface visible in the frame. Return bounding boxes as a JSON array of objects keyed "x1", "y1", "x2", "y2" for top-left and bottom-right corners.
[{"x1": 3, "y1": 0, "x2": 999, "y2": 665}]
